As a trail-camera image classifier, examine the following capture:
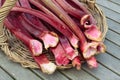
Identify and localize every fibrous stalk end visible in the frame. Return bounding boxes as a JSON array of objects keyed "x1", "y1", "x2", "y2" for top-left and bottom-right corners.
[
  {"x1": 29, "y1": 40, "x2": 43, "y2": 56},
  {"x1": 40, "y1": 31, "x2": 59, "y2": 49},
  {"x1": 83, "y1": 42, "x2": 98, "y2": 59},
  {"x1": 84, "y1": 25, "x2": 102, "y2": 41}
]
